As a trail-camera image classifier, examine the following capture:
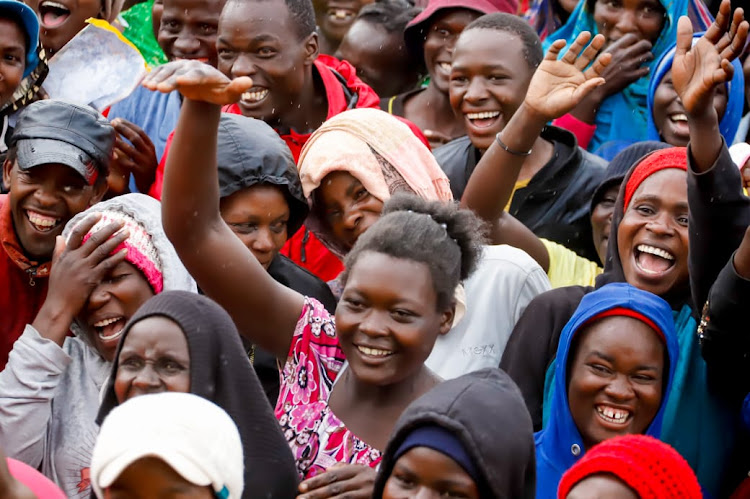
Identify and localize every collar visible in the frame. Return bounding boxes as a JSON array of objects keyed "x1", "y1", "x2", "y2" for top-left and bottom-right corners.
[{"x1": 0, "y1": 195, "x2": 51, "y2": 277}]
